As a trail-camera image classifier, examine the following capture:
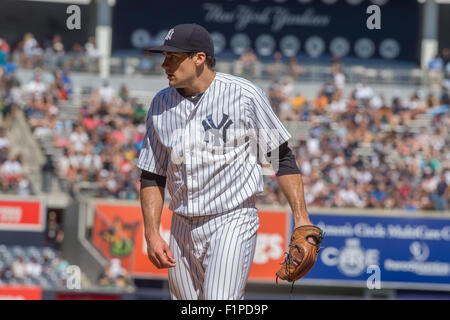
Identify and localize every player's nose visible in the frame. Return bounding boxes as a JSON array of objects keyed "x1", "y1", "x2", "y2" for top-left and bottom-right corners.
[{"x1": 161, "y1": 58, "x2": 171, "y2": 70}]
